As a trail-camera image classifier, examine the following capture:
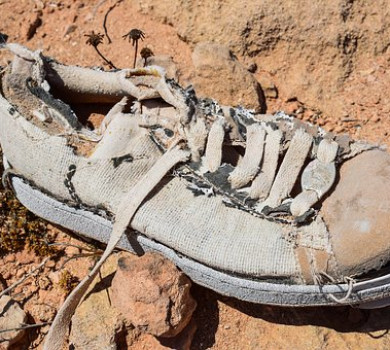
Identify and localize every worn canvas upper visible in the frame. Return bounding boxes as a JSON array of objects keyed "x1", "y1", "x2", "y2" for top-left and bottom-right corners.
[{"x1": 0, "y1": 43, "x2": 386, "y2": 286}]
